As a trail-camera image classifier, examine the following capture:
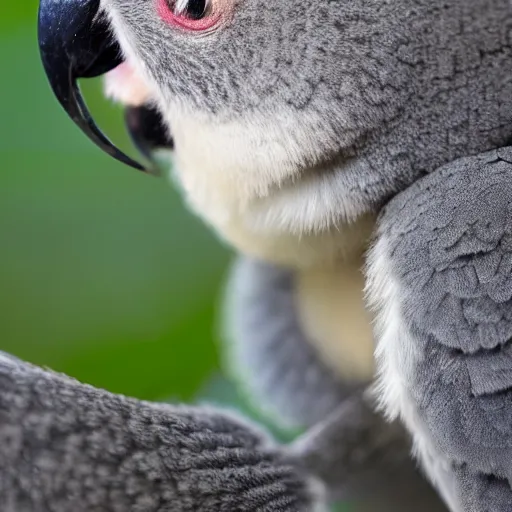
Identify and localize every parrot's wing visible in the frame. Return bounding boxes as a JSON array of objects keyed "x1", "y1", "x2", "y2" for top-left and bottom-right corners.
[
  {"x1": 367, "y1": 147, "x2": 512, "y2": 512},
  {"x1": 223, "y1": 256, "x2": 354, "y2": 429},
  {"x1": 0, "y1": 354, "x2": 326, "y2": 512}
]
